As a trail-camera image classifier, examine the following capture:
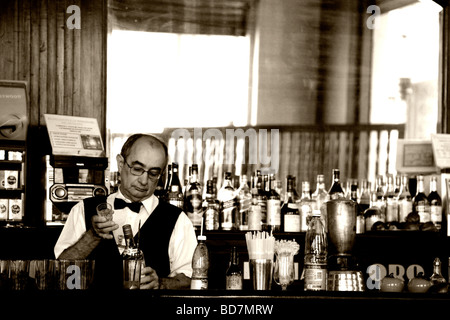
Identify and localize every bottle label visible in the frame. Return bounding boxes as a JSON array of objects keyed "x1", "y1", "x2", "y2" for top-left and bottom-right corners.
[
  {"x1": 417, "y1": 205, "x2": 431, "y2": 222},
  {"x1": 304, "y1": 264, "x2": 327, "y2": 291},
  {"x1": 190, "y1": 278, "x2": 208, "y2": 290},
  {"x1": 287, "y1": 203, "x2": 298, "y2": 210},
  {"x1": 431, "y1": 205, "x2": 442, "y2": 229},
  {"x1": 267, "y1": 199, "x2": 281, "y2": 226},
  {"x1": 356, "y1": 216, "x2": 365, "y2": 234},
  {"x1": 221, "y1": 199, "x2": 236, "y2": 230},
  {"x1": 226, "y1": 274, "x2": 243, "y2": 290},
  {"x1": 205, "y1": 206, "x2": 219, "y2": 230},
  {"x1": 284, "y1": 214, "x2": 300, "y2": 232},
  {"x1": 386, "y1": 200, "x2": 399, "y2": 222},
  {"x1": 169, "y1": 198, "x2": 184, "y2": 209},
  {"x1": 398, "y1": 200, "x2": 412, "y2": 222},
  {"x1": 300, "y1": 203, "x2": 312, "y2": 232},
  {"x1": 248, "y1": 205, "x2": 262, "y2": 231}
]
